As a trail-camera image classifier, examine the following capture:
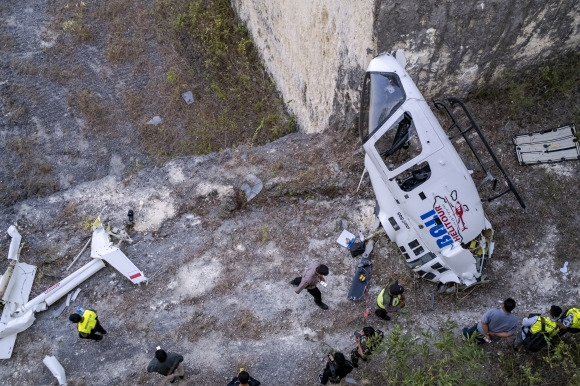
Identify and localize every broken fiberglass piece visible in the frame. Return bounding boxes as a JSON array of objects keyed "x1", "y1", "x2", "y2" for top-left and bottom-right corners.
[
  {"x1": 513, "y1": 124, "x2": 579, "y2": 165},
  {"x1": 241, "y1": 175, "x2": 263, "y2": 202},
  {"x1": 182, "y1": 91, "x2": 194, "y2": 105},
  {"x1": 147, "y1": 116, "x2": 162, "y2": 126},
  {"x1": 43, "y1": 355, "x2": 67, "y2": 386}
]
